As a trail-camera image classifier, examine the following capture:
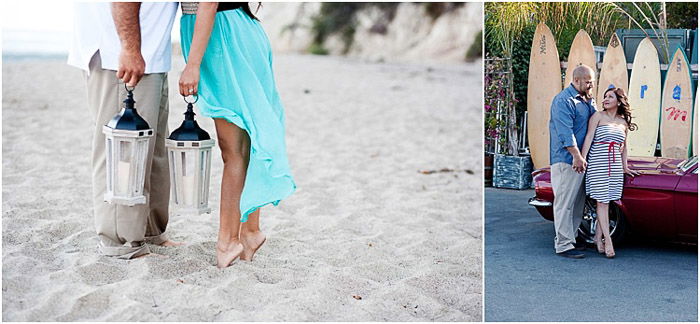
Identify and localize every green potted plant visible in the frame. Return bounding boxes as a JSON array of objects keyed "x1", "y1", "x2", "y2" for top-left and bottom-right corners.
[{"x1": 484, "y1": 3, "x2": 533, "y2": 190}]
